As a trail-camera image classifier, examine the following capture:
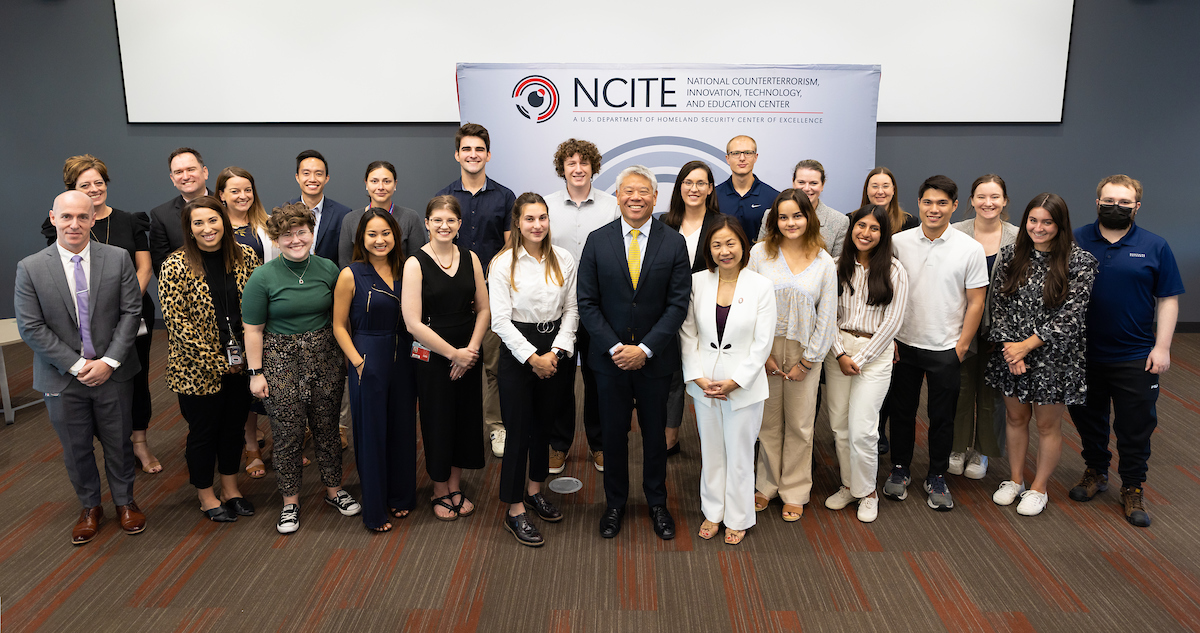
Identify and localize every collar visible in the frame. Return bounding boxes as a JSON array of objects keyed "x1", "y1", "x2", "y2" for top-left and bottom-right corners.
[
  {"x1": 454, "y1": 177, "x2": 489, "y2": 194},
  {"x1": 516, "y1": 244, "x2": 549, "y2": 262},
  {"x1": 564, "y1": 185, "x2": 596, "y2": 206},
  {"x1": 309, "y1": 196, "x2": 325, "y2": 214},
  {"x1": 621, "y1": 216, "x2": 652, "y2": 238},
  {"x1": 1086, "y1": 219, "x2": 1139, "y2": 246},
  {"x1": 56, "y1": 240, "x2": 92, "y2": 263}
]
